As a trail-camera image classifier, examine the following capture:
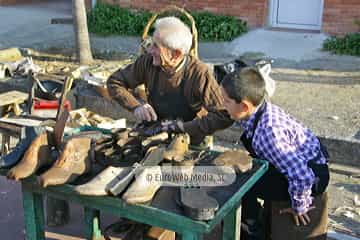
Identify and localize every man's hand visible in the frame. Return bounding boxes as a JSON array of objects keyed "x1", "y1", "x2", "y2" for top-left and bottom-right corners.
[
  {"x1": 133, "y1": 104, "x2": 158, "y2": 122},
  {"x1": 161, "y1": 120, "x2": 184, "y2": 134},
  {"x1": 279, "y1": 207, "x2": 315, "y2": 226}
]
